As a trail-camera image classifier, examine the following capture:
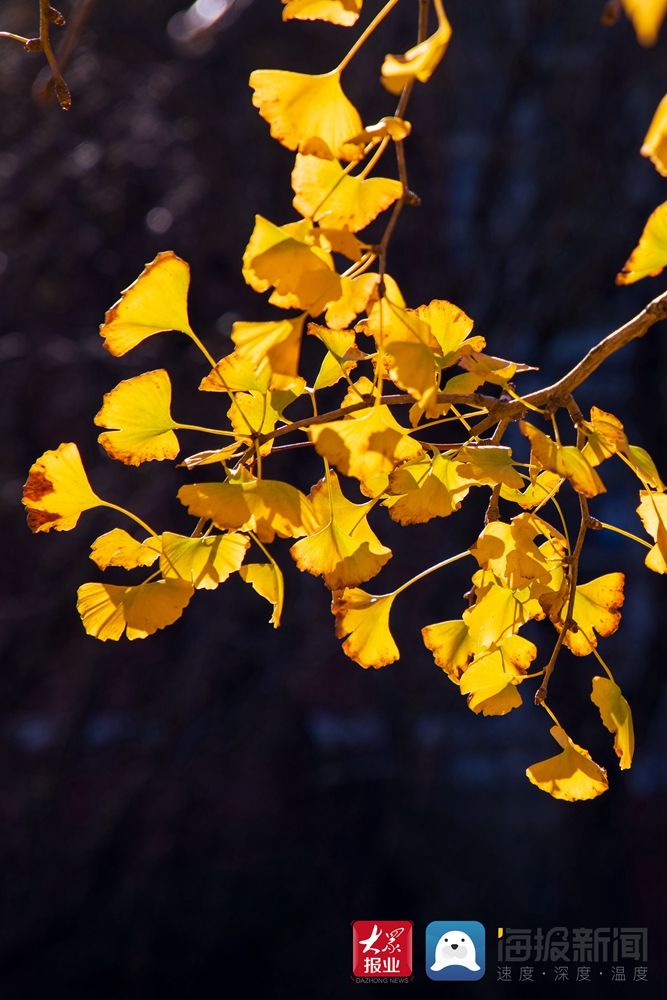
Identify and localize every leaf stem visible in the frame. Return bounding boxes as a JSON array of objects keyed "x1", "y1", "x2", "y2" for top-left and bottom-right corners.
[
  {"x1": 102, "y1": 502, "x2": 158, "y2": 538},
  {"x1": 393, "y1": 549, "x2": 472, "y2": 598},
  {"x1": 186, "y1": 331, "x2": 217, "y2": 368},
  {"x1": 591, "y1": 645, "x2": 616, "y2": 682},
  {"x1": 175, "y1": 423, "x2": 238, "y2": 438},
  {"x1": 593, "y1": 520, "x2": 652, "y2": 549},
  {"x1": 336, "y1": 0, "x2": 401, "y2": 74}
]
